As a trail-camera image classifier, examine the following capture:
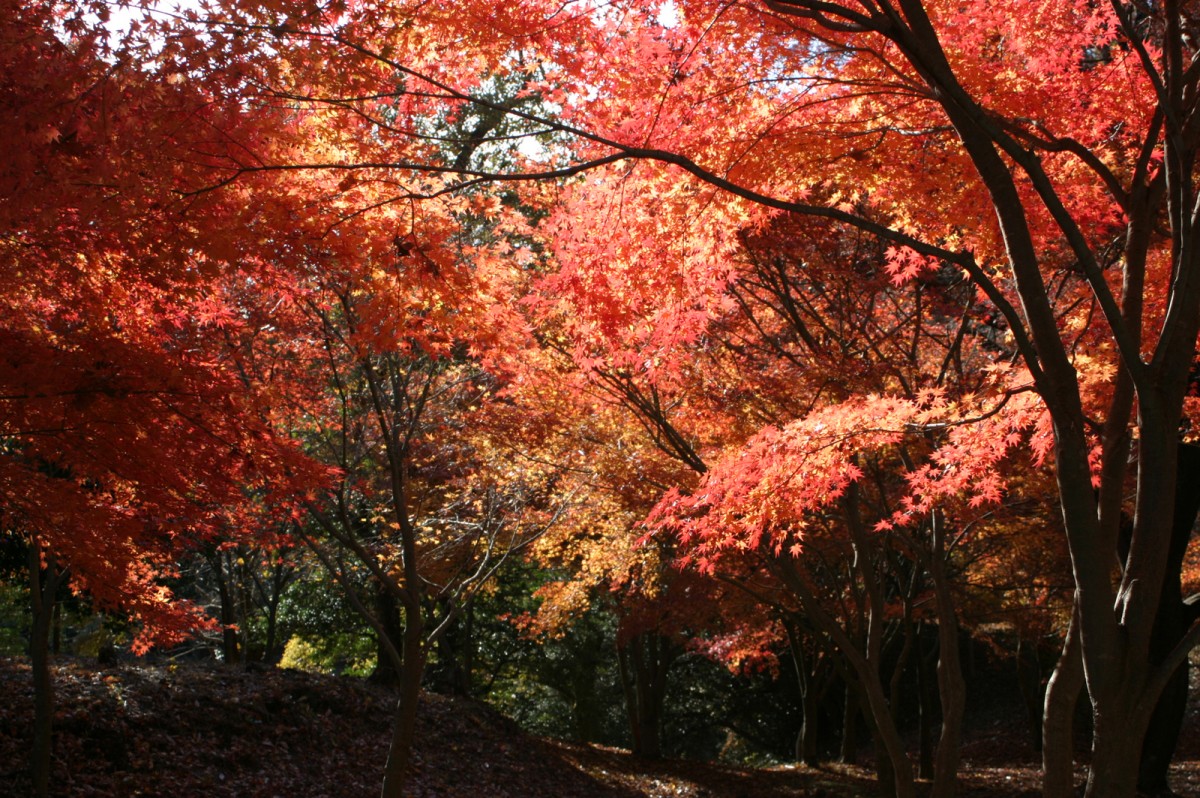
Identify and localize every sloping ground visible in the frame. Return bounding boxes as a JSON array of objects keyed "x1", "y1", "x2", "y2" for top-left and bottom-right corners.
[{"x1": 0, "y1": 656, "x2": 1197, "y2": 798}]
